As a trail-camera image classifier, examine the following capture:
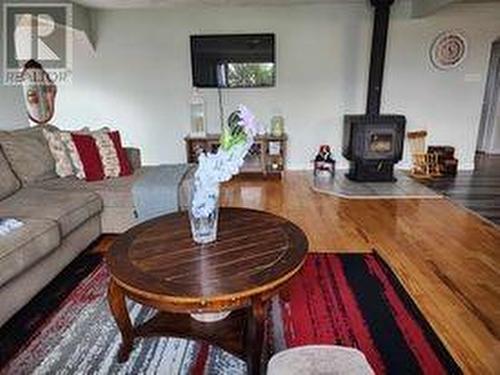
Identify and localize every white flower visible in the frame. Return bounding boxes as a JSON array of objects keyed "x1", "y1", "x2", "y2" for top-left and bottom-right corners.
[{"x1": 191, "y1": 106, "x2": 260, "y2": 219}]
